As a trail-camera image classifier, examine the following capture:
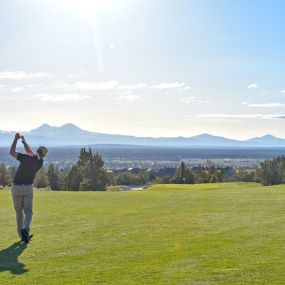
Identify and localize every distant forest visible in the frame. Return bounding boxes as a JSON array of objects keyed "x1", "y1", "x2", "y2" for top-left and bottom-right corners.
[
  {"x1": 1, "y1": 148, "x2": 285, "y2": 190},
  {"x1": 1, "y1": 146, "x2": 285, "y2": 169}
]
